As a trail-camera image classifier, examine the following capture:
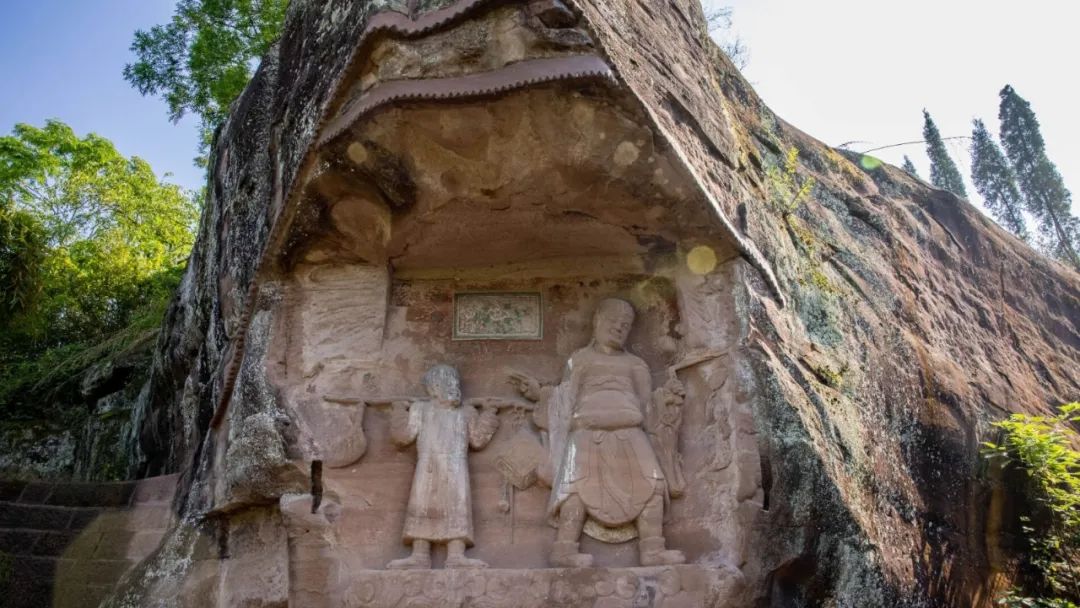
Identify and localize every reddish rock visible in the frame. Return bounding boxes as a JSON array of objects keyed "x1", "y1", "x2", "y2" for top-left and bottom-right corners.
[{"x1": 108, "y1": 1, "x2": 1079, "y2": 607}]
